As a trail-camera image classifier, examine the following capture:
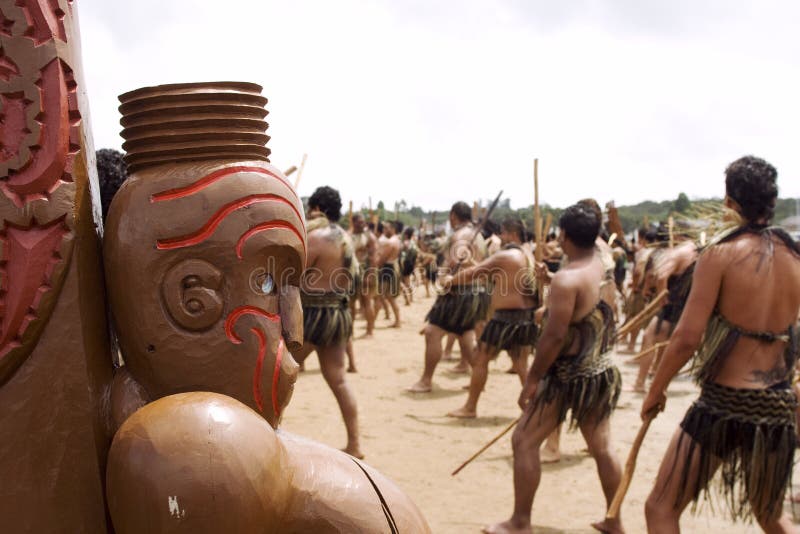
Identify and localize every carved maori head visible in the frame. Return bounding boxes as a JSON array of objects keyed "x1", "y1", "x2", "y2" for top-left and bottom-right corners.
[{"x1": 104, "y1": 82, "x2": 306, "y2": 427}]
